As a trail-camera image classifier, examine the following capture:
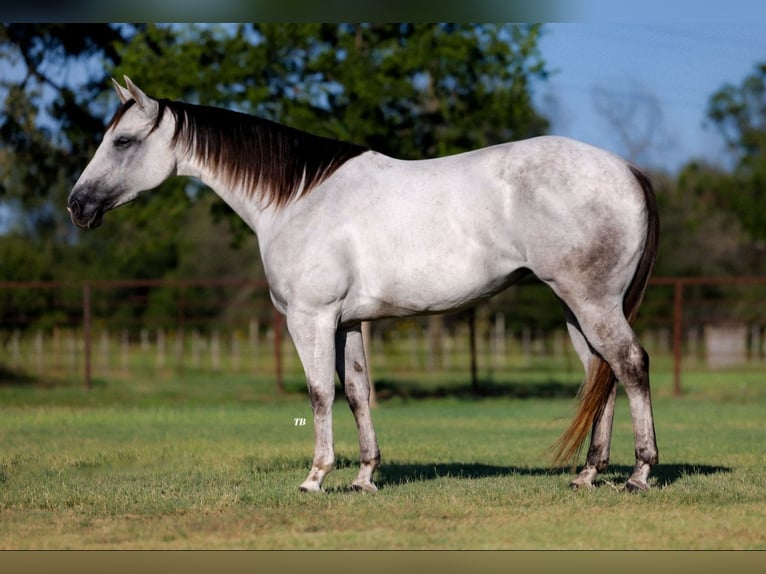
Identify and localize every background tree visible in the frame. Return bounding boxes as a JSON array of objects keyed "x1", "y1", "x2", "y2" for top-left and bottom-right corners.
[
  {"x1": 653, "y1": 162, "x2": 754, "y2": 277},
  {"x1": 0, "y1": 25, "x2": 124, "y2": 228},
  {"x1": 706, "y1": 62, "x2": 766, "y2": 246}
]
